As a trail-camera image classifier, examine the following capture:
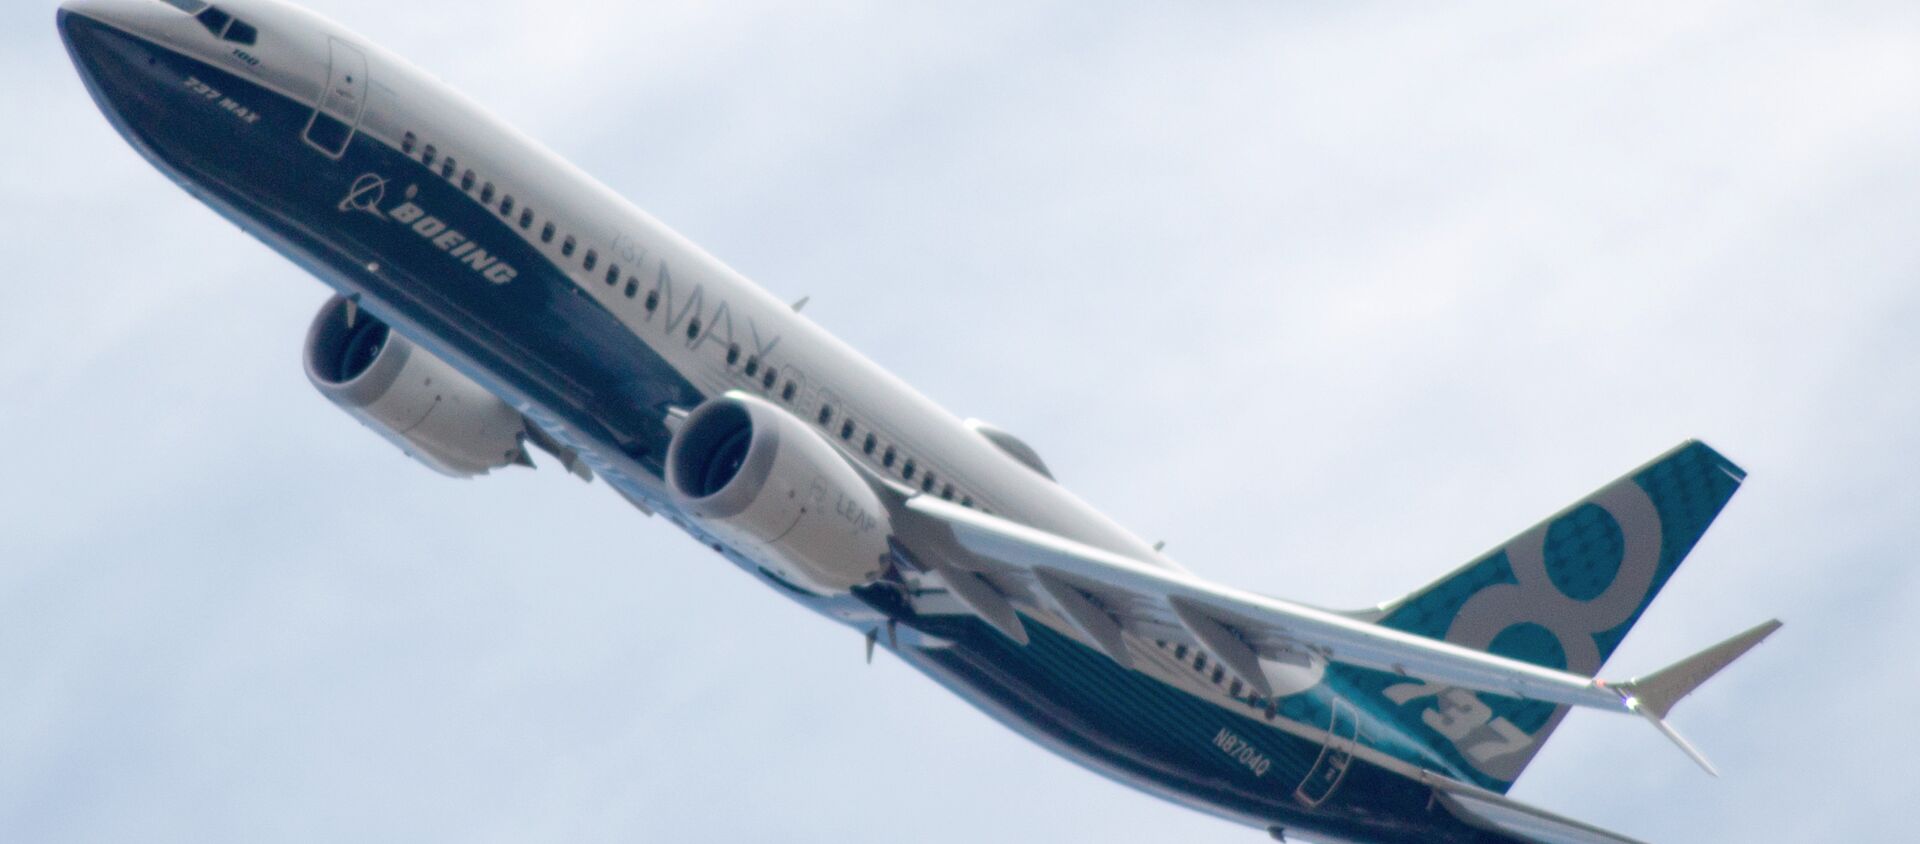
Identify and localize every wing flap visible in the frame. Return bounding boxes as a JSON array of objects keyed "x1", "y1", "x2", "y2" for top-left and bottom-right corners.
[
  {"x1": 1032, "y1": 567, "x2": 1134, "y2": 669},
  {"x1": 1167, "y1": 595, "x2": 1275, "y2": 698},
  {"x1": 911, "y1": 541, "x2": 1030, "y2": 645}
]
